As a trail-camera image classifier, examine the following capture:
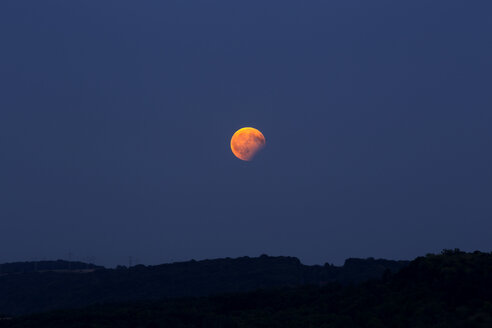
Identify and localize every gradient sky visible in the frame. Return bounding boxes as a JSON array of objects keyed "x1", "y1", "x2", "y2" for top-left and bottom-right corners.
[{"x1": 1, "y1": 0, "x2": 491, "y2": 267}]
